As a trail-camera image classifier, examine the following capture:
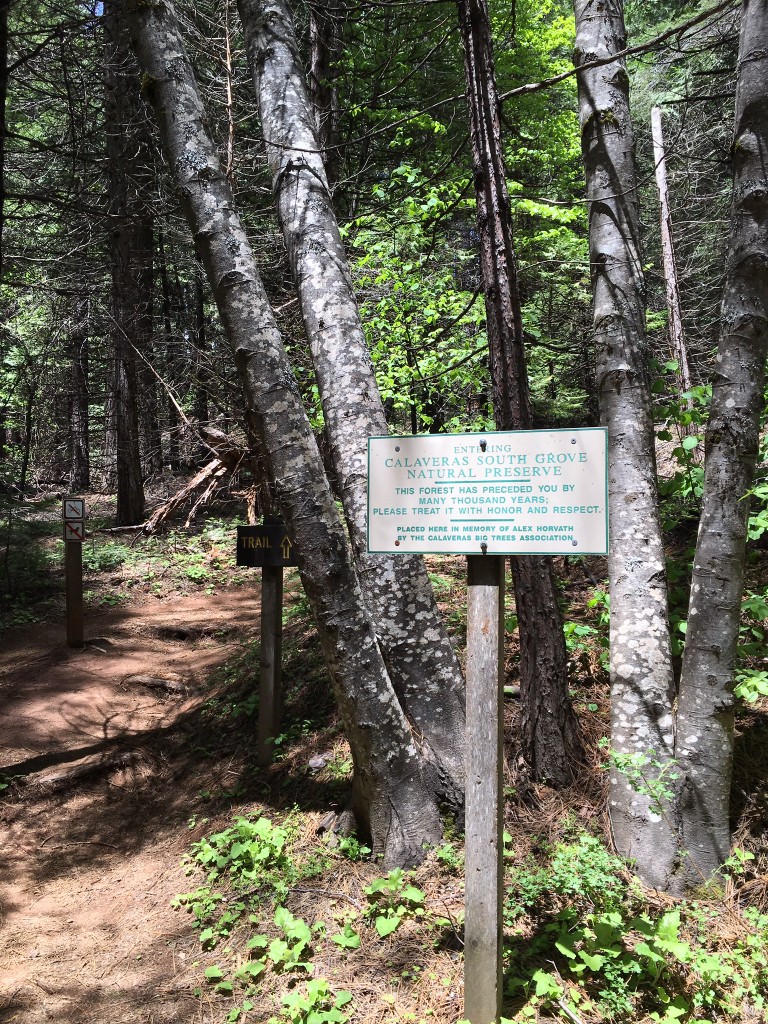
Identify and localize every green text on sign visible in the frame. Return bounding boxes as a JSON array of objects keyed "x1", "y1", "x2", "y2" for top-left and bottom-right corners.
[{"x1": 367, "y1": 428, "x2": 608, "y2": 555}]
